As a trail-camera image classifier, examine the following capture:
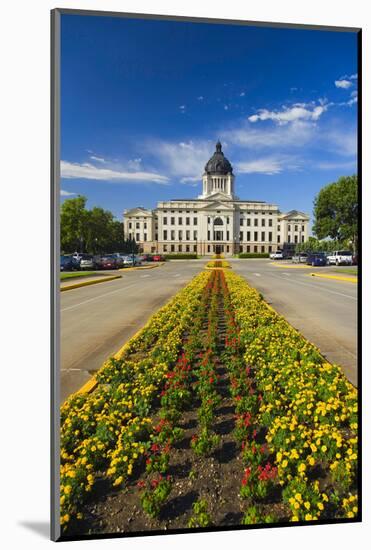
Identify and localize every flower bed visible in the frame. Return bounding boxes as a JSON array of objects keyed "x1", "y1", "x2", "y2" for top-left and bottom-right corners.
[
  {"x1": 206, "y1": 260, "x2": 231, "y2": 269},
  {"x1": 60, "y1": 268, "x2": 358, "y2": 535}
]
